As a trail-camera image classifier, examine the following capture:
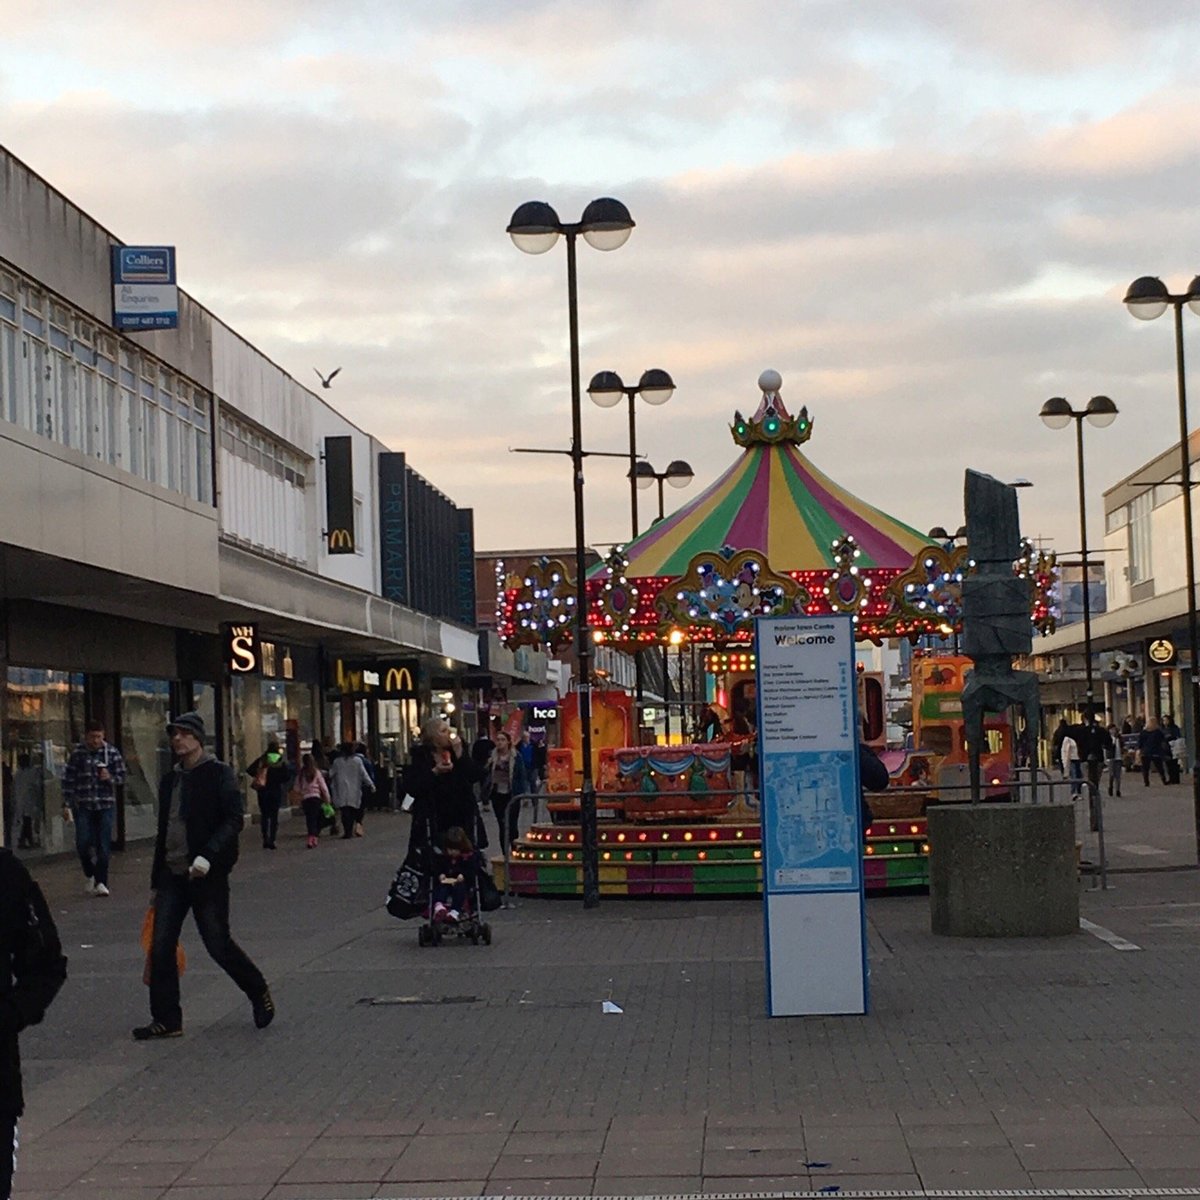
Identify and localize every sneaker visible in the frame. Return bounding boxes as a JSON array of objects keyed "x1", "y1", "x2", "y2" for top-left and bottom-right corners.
[
  {"x1": 252, "y1": 988, "x2": 275, "y2": 1029},
  {"x1": 132, "y1": 1021, "x2": 182, "y2": 1041},
  {"x1": 94, "y1": 883, "x2": 110, "y2": 897},
  {"x1": 84, "y1": 877, "x2": 96, "y2": 896}
]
